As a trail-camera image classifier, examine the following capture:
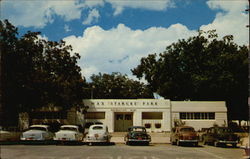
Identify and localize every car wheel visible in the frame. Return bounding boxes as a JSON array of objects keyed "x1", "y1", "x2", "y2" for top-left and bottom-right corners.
[
  {"x1": 232, "y1": 143, "x2": 237, "y2": 148},
  {"x1": 202, "y1": 139, "x2": 207, "y2": 145},
  {"x1": 88, "y1": 142, "x2": 92, "y2": 146},
  {"x1": 194, "y1": 142, "x2": 198, "y2": 147},
  {"x1": 214, "y1": 141, "x2": 219, "y2": 147},
  {"x1": 177, "y1": 140, "x2": 182, "y2": 146}
]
